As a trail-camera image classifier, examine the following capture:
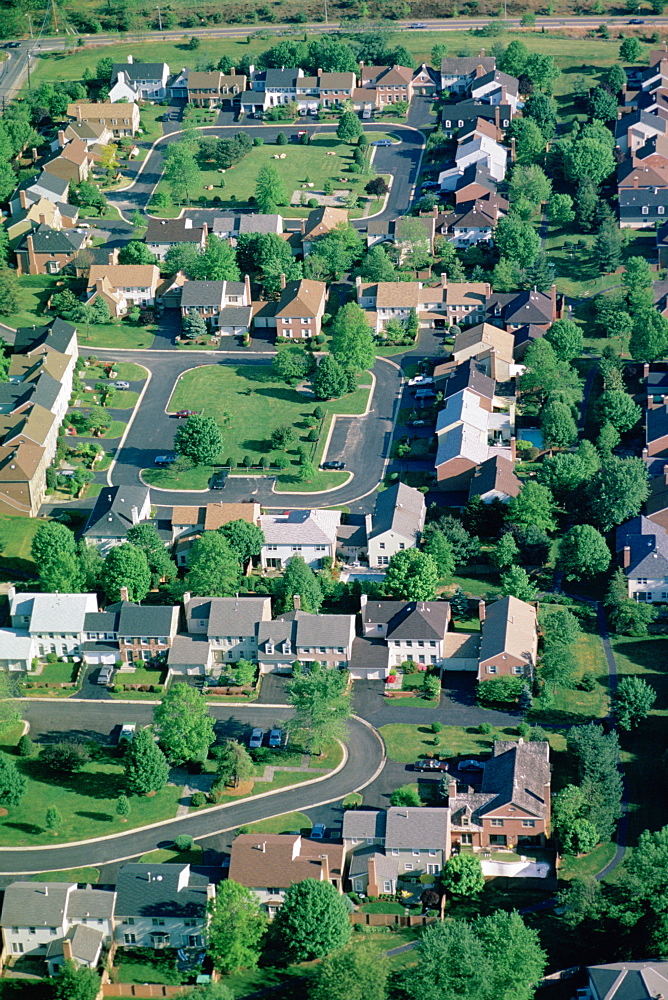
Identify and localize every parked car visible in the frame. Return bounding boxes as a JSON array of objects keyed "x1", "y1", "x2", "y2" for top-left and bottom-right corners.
[
  {"x1": 409, "y1": 419, "x2": 427, "y2": 427},
  {"x1": 458, "y1": 759, "x2": 485, "y2": 772},
  {"x1": 415, "y1": 388, "x2": 436, "y2": 401},
  {"x1": 268, "y1": 728, "x2": 284, "y2": 748},
  {"x1": 154, "y1": 454, "x2": 176, "y2": 466},
  {"x1": 209, "y1": 470, "x2": 228, "y2": 489},
  {"x1": 119, "y1": 723, "x2": 136, "y2": 743},
  {"x1": 421, "y1": 181, "x2": 440, "y2": 190},
  {"x1": 413, "y1": 758, "x2": 448, "y2": 771},
  {"x1": 296, "y1": 130, "x2": 308, "y2": 137},
  {"x1": 175, "y1": 409, "x2": 198, "y2": 417},
  {"x1": 407, "y1": 375, "x2": 434, "y2": 387},
  {"x1": 372, "y1": 139, "x2": 392, "y2": 146},
  {"x1": 249, "y1": 728, "x2": 264, "y2": 749},
  {"x1": 311, "y1": 823, "x2": 326, "y2": 839},
  {"x1": 98, "y1": 665, "x2": 114, "y2": 686},
  {"x1": 321, "y1": 460, "x2": 346, "y2": 470},
  {"x1": 114, "y1": 380, "x2": 130, "y2": 389}
]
